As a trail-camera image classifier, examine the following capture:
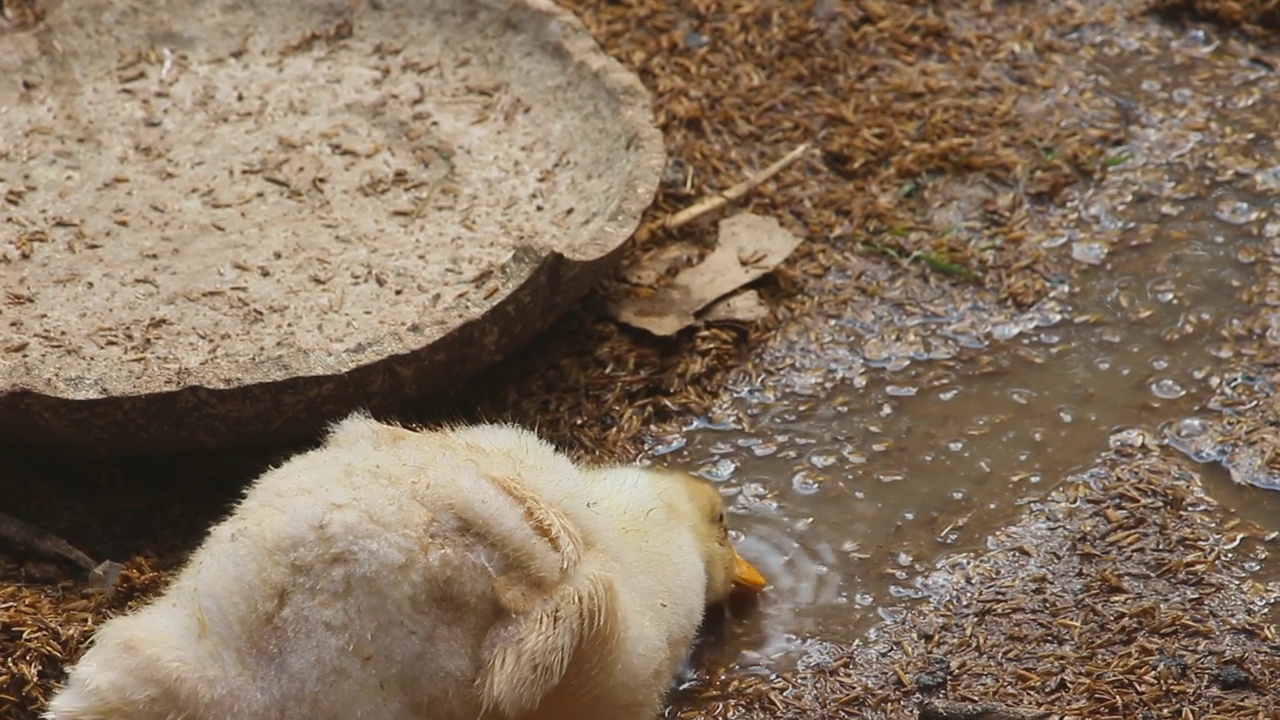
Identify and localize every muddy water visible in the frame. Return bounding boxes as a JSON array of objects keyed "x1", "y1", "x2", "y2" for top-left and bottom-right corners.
[{"x1": 654, "y1": 26, "x2": 1280, "y2": 678}]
